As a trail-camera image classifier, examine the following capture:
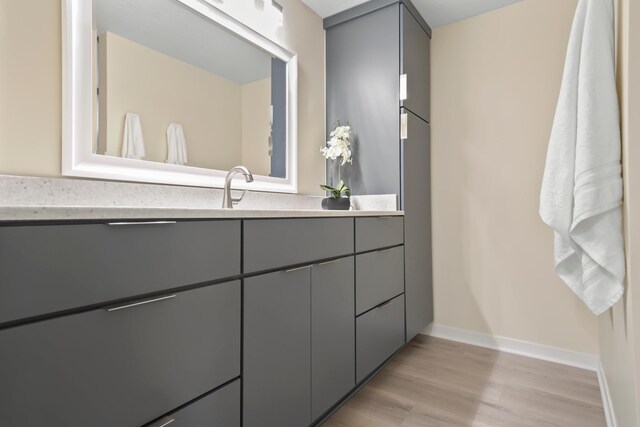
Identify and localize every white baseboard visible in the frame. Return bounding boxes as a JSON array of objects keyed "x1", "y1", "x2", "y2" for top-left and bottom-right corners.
[
  {"x1": 422, "y1": 323, "x2": 599, "y2": 371},
  {"x1": 596, "y1": 358, "x2": 617, "y2": 427},
  {"x1": 421, "y1": 324, "x2": 614, "y2": 427}
]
